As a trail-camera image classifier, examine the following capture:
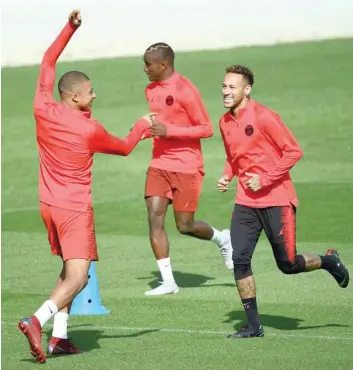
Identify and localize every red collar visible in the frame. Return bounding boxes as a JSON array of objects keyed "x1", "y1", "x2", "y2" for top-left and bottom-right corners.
[
  {"x1": 60, "y1": 102, "x2": 92, "y2": 118},
  {"x1": 158, "y1": 72, "x2": 179, "y2": 86},
  {"x1": 226, "y1": 99, "x2": 254, "y2": 121}
]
